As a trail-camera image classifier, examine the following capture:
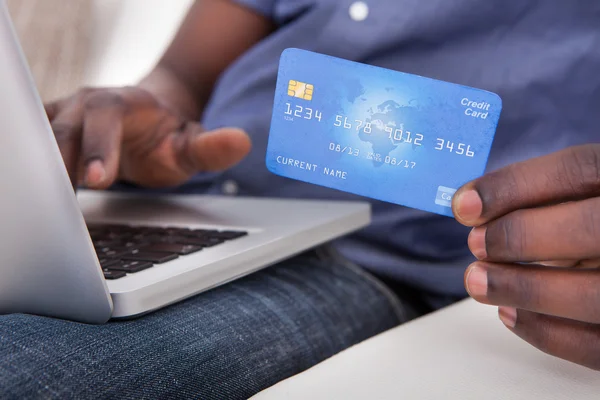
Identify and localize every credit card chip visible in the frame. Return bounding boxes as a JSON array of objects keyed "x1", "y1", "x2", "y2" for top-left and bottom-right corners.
[{"x1": 288, "y1": 80, "x2": 313, "y2": 101}]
